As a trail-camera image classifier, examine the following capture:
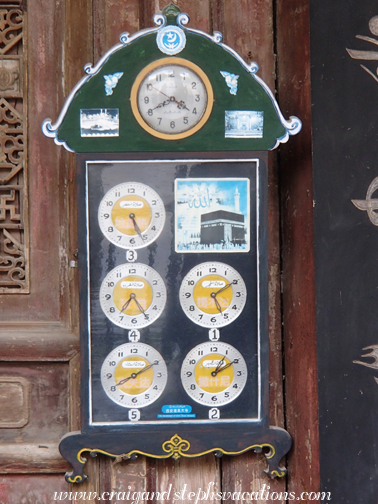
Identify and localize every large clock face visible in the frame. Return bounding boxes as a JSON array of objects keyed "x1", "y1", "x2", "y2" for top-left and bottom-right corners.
[
  {"x1": 179, "y1": 262, "x2": 247, "y2": 328},
  {"x1": 98, "y1": 182, "x2": 166, "y2": 249},
  {"x1": 100, "y1": 263, "x2": 167, "y2": 329},
  {"x1": 130, "y1": 57, "x2": 214, "y2": 140},
  {"x1": 101, "y1": 342, "x2": 168, "y2": 408},
  {"x1": 181, "y1": 342, "x2": 248, "y2": 406}
]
